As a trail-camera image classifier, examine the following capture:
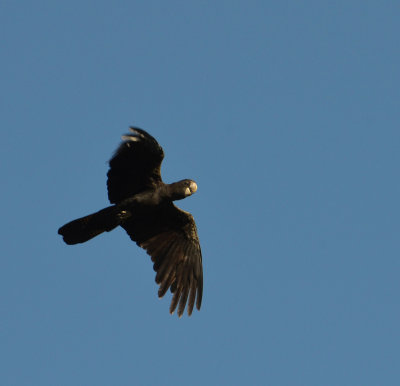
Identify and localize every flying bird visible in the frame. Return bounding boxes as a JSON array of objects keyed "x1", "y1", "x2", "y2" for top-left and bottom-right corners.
[{"x1": 58, "y1": 128, "x2": 203, "y2": 317}]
